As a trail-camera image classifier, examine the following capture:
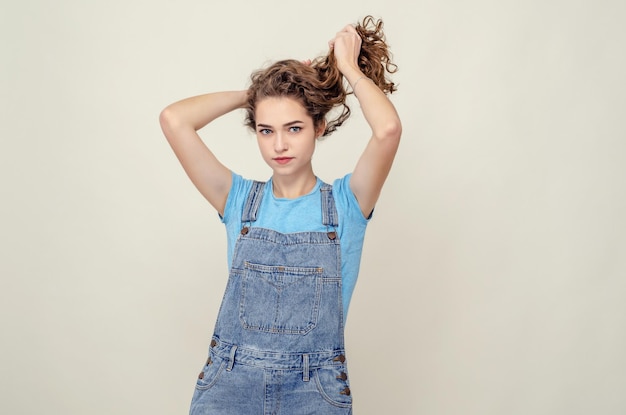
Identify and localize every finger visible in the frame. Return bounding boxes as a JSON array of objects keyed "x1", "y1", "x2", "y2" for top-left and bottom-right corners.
[{"x1": 336, "y1": 25, "x2": 353, "y2": 37}]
